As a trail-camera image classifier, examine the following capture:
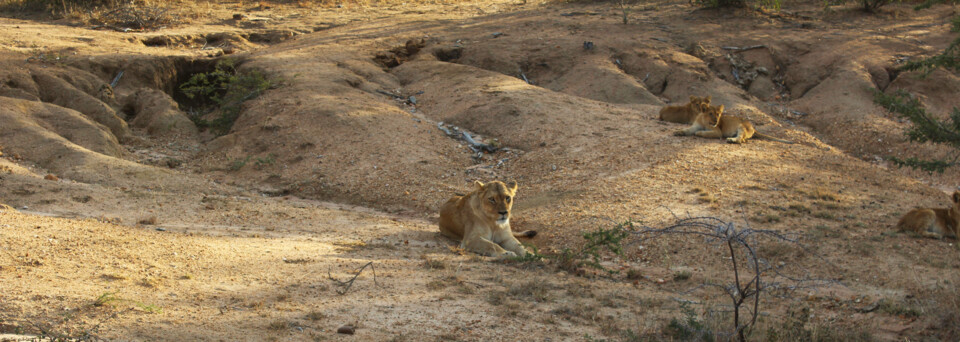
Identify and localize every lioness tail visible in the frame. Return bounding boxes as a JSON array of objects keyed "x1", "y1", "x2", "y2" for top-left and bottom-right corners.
[
  {"x1": 514, "y1": 230, "x2": 537, "y2": 238},
  {"x1": 754, "y1": 133, "x2": 794, "y2": 144}
]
